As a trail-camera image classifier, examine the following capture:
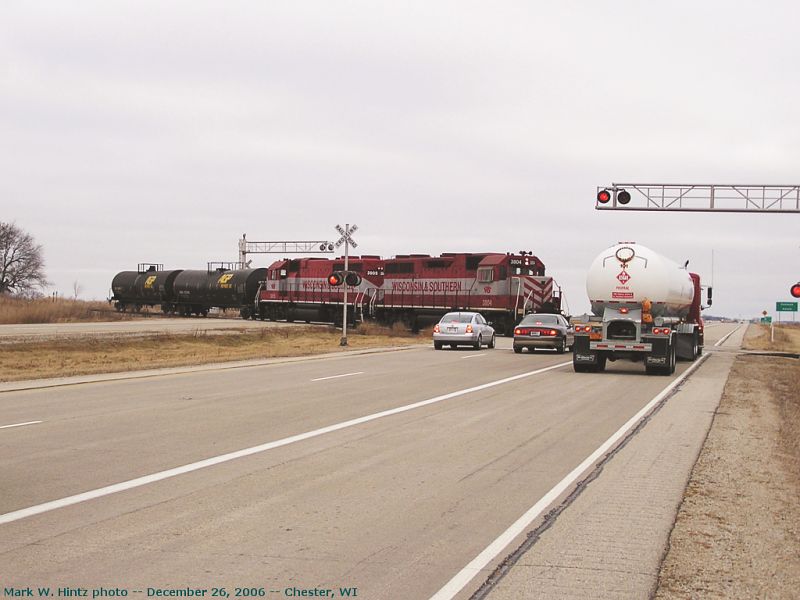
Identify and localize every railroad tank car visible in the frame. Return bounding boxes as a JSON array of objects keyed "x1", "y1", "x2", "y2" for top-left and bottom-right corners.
[
  {"x1": 111, "y1": 266, "x2": 183, "y2": 312},
  {"x1": 586, "y1": 243, "x2": 696, "y2": 318},
  {"x1": 171, "y1": 268, "x2": 267, "y2": 317}
]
